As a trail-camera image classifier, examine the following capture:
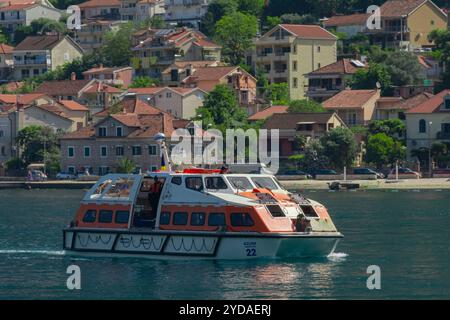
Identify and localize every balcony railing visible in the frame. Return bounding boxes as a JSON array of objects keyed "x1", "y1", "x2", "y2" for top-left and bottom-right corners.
[
  {"x1": 14, "y1": 59, "x2": 47, "y2": 66},
  {"x1": 437, "y1": 131, "x2": 450, "y2": 140}
]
